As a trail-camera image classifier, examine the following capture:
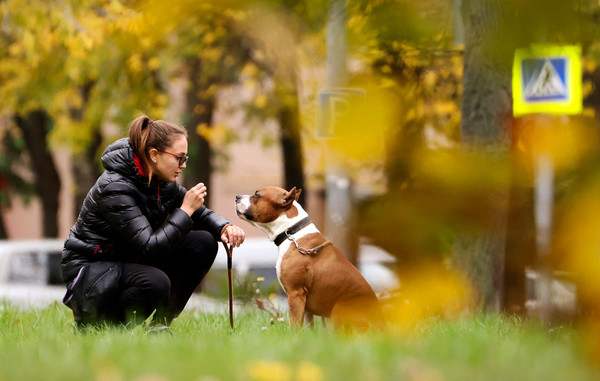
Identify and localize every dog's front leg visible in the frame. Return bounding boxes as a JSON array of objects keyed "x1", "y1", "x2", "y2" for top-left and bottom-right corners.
[{"x1": 287, "y1": 290, "x2": 307, "y2": 327}]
